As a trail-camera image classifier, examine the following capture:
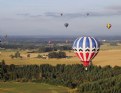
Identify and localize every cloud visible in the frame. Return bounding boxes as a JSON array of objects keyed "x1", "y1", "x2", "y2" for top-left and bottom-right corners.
[
  {"x1": 16, "y1": 13, "x2": 42, "y2": 18},
  {"x1": 29, "y1": 15, "x2": 42, "y2": 17},
  {"x1": 44, "y1": 12, "x2": 61, "y2": 17},
  {"x1": 107, "y1": 5, "x2": 121, "y2": 11},
  {"x1": 105, "y1": 5, "x2": 121, "y2": 15},
  {"x1": 44, "y1": 11, "x2": 121, "y2": 19},
  {"x1": 44, "y1": 12, "x2": 90, "y2": 19},
  {"x1": 16, "y1": 9, "x2": 121, "y2": 20},
  {"x1": 0, "y1": 18, "x2": 15, "y2": 21},
  {"x1": 16, "y1": 13, "x2": 30, "y2": 16}
]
